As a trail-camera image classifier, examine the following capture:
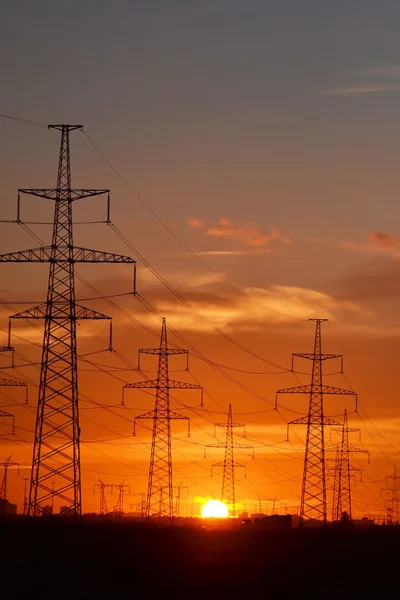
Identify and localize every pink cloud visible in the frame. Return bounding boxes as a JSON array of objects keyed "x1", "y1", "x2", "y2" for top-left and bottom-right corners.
[
  {"x1": 205, "y1": 218, "x2": 290, "y2": 249},
  {"x1": 187, "y1": 218, "x2": 204, "y2": 228},
  {"x1": 366, "y1": 232, "x2": 400, "y2": 249},
  {"x1": 337, "y1": 232, "x2": 400, "y2": 257}
]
